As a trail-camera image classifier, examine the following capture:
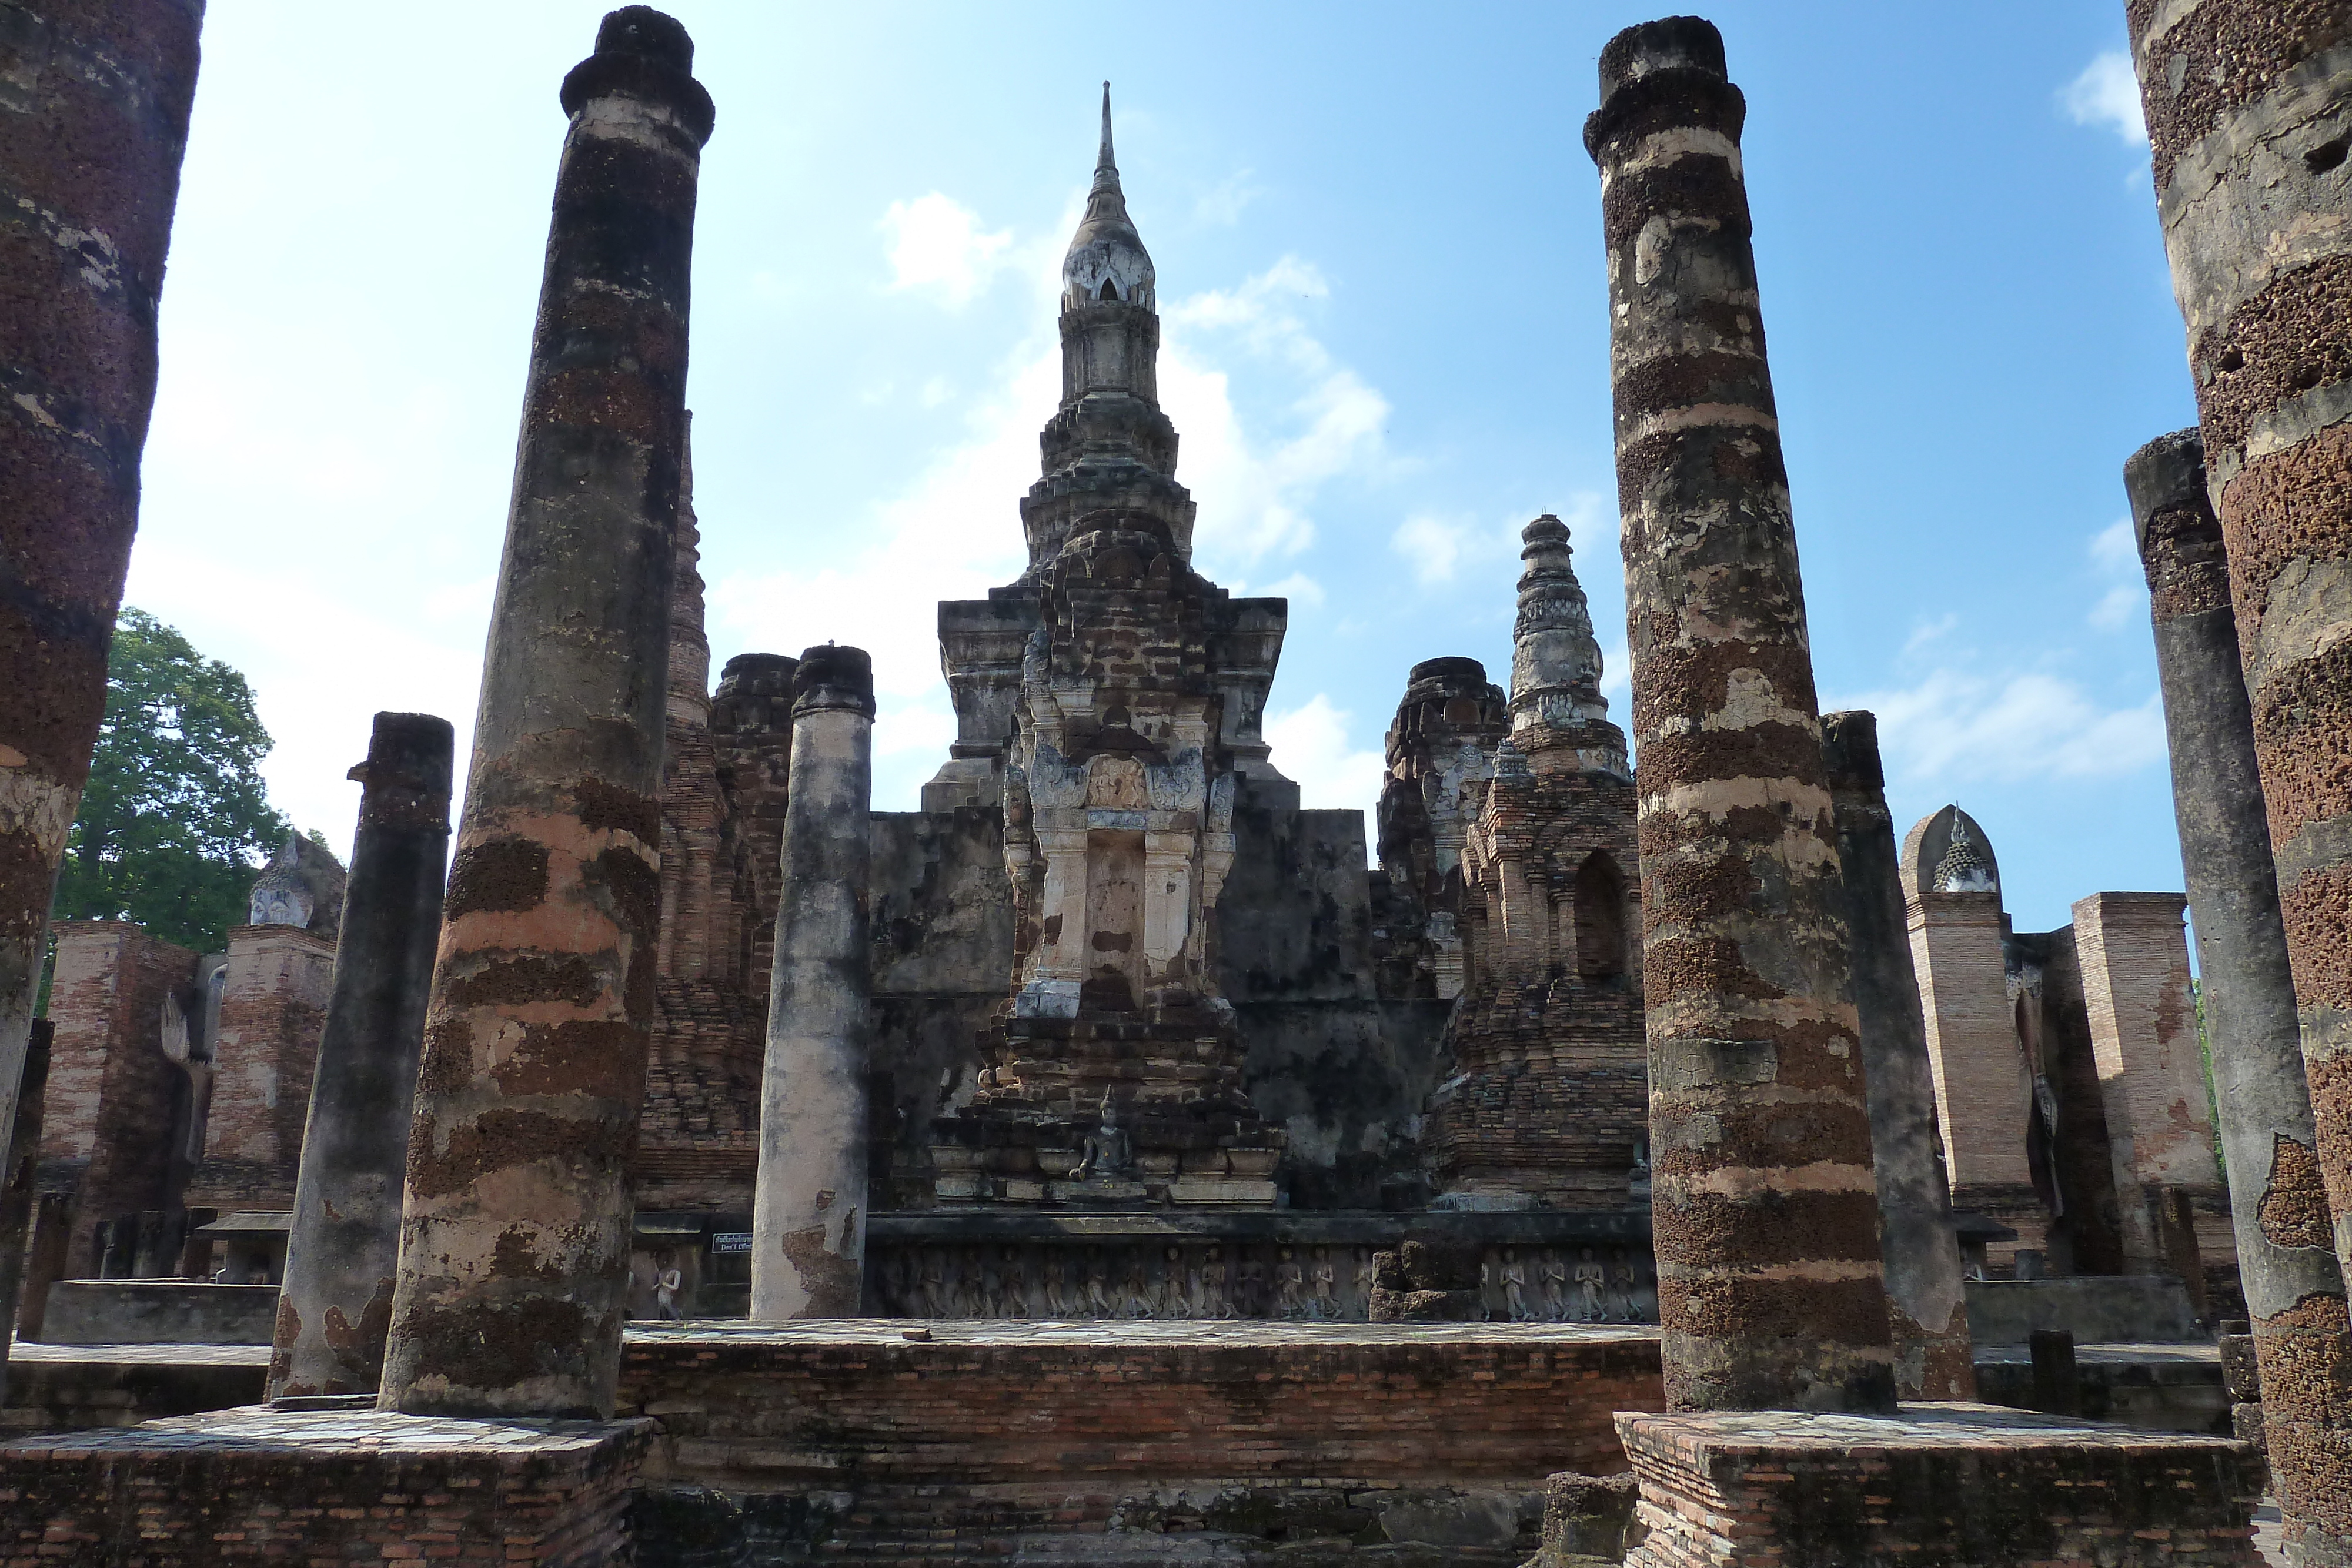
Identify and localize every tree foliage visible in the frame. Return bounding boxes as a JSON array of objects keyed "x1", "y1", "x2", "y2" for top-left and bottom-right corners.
[{"x1": 52, "y1": 609, "x2": 293, "y2": 954}]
